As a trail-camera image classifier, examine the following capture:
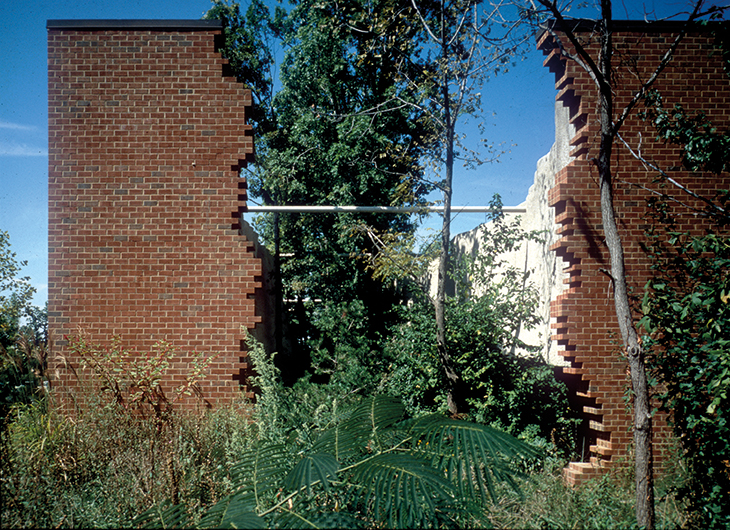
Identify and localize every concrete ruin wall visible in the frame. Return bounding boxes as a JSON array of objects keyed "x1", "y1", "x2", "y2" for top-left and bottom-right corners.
[{"x1": 47, "y1": 20, "x2": 267, "y2": 411}]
